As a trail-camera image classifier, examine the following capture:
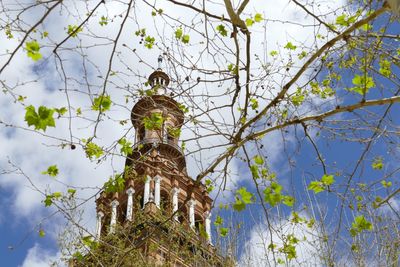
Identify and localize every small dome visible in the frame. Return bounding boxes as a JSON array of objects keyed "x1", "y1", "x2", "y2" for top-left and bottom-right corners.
[{"x1": 148, "y1": 70, "x2": 170, "y2": 87}]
